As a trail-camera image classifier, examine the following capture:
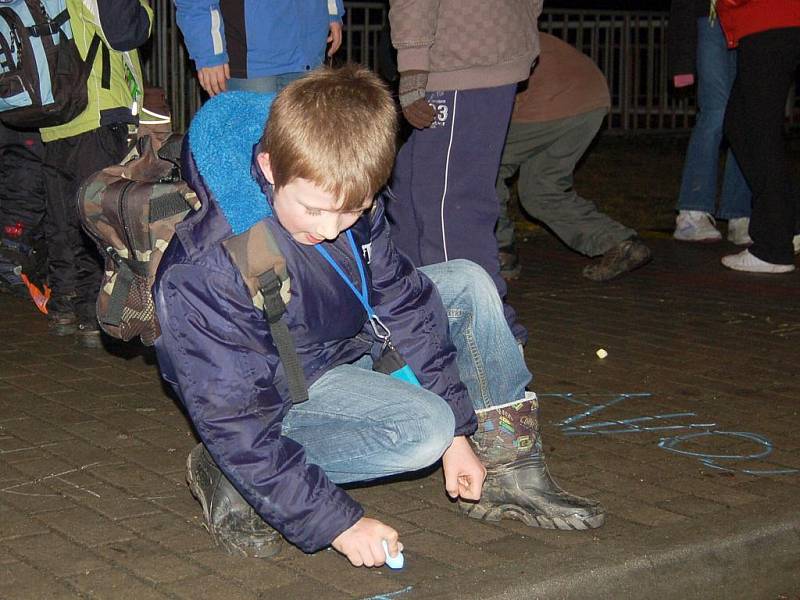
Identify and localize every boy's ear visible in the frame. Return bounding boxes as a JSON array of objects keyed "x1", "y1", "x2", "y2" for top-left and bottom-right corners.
[{"x1": 256, "y1": 152, "x2": 275, "y2": 185}]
